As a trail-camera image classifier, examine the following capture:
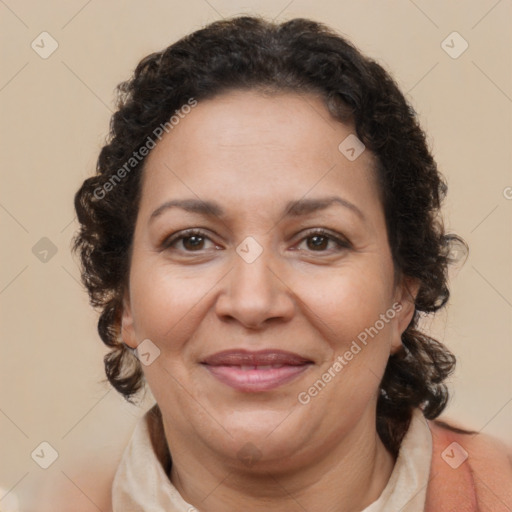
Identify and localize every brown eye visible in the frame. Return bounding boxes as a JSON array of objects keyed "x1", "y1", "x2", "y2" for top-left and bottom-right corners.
[
  {"x1": 182, "y1": 235, "x2": 205, "y2": 251},
  {"x1": 163, "y1": 229, "x2": 219, "y2": 253},
  {"x1": 296, "y1": 229, "x2": 351, "y2": 253},
  {"x1": 306, "y1": 235, "x2": 329, "y2": 251}
]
